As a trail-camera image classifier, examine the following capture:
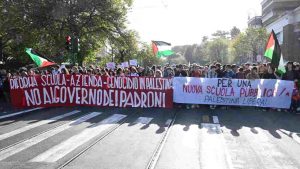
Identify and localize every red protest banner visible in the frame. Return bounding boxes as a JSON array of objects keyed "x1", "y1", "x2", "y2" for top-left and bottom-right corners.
[{"x1": 9, "y1": 75, "x2": 173, "y2": 108}]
